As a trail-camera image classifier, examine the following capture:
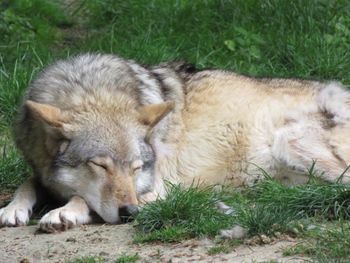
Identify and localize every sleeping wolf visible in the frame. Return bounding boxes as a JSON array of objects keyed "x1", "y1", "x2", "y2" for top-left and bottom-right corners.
[{"x1": 1, "y1": 54, "x2": 350, "y2": 232}]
